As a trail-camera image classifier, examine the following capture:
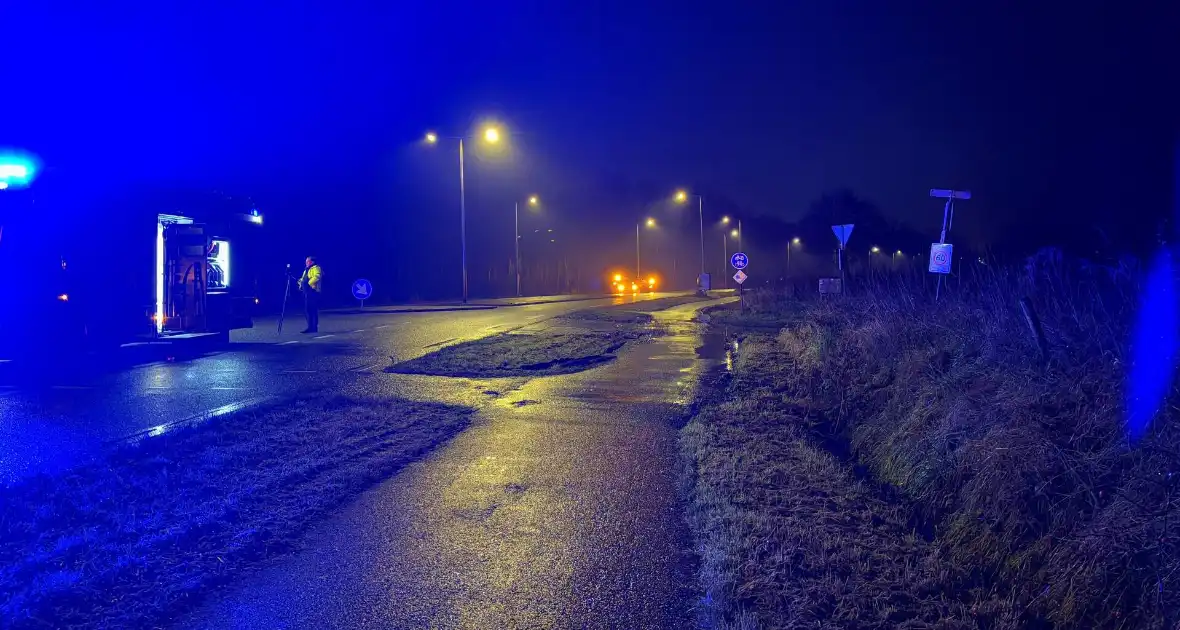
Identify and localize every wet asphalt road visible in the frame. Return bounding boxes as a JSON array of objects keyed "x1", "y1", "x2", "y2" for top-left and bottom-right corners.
[
  {"x1": 0, "y1": 293, "x2": 687, "y2": 483},
  {"x1": 182, "y1": 300, "x2": 727, "y2": 629}
]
